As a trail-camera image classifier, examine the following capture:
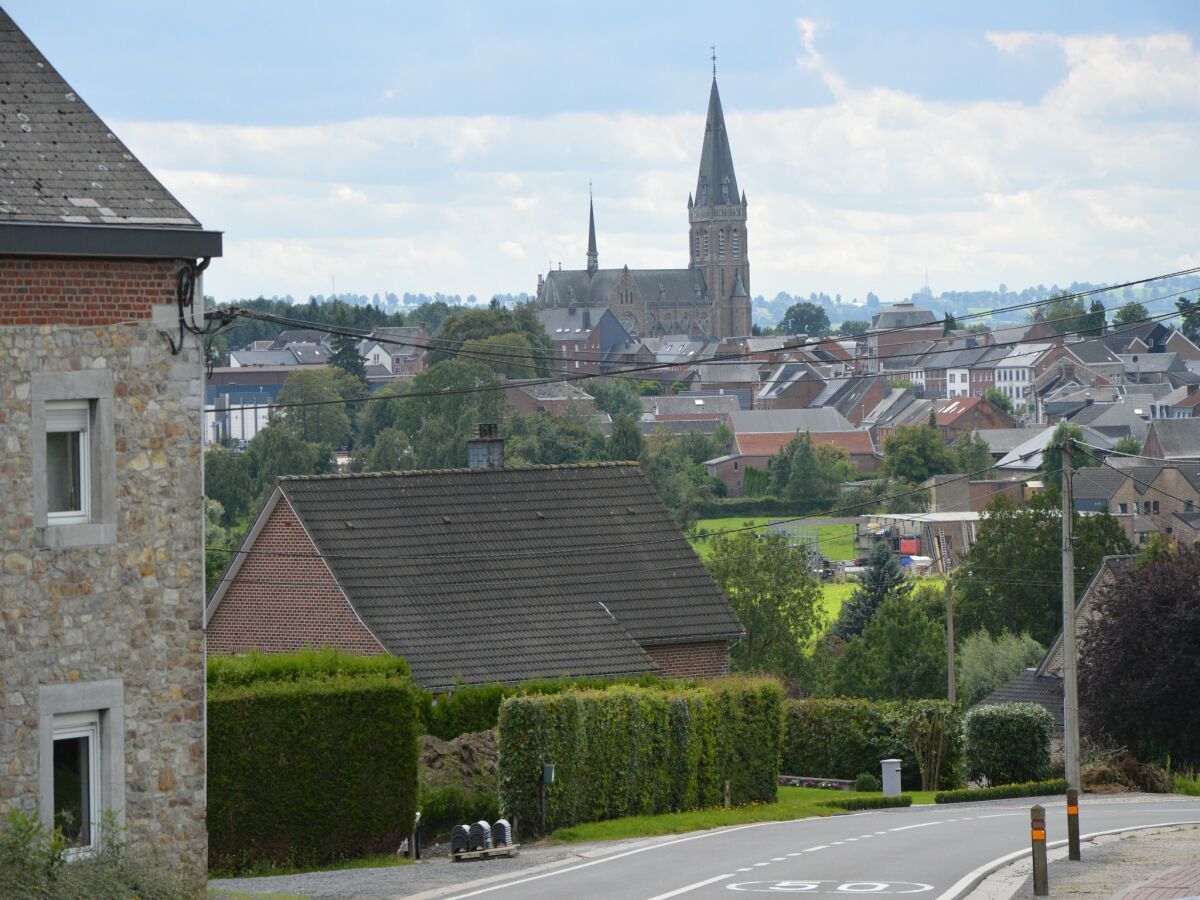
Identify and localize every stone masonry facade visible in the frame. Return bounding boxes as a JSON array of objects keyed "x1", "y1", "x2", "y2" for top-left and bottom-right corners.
[
  {"x1": 206, "y1": 497, "x2": 385, "y2": 656},
  {"x1": 643, "y1": 641, "x2": 732, "y2": 678},
  {"x1": 0, "y1": 257, "x2": 208, "y2": 874}
]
